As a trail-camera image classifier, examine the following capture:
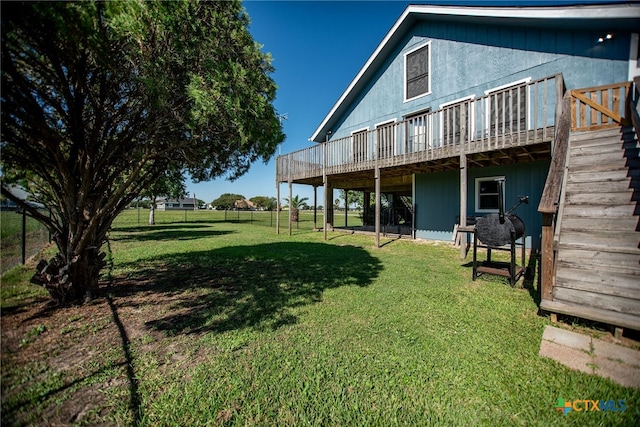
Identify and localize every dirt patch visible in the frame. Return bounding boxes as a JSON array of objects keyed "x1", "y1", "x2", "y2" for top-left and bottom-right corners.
[{"x1": 1, "y1": 268, "x2": 213, "y2": 426}]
